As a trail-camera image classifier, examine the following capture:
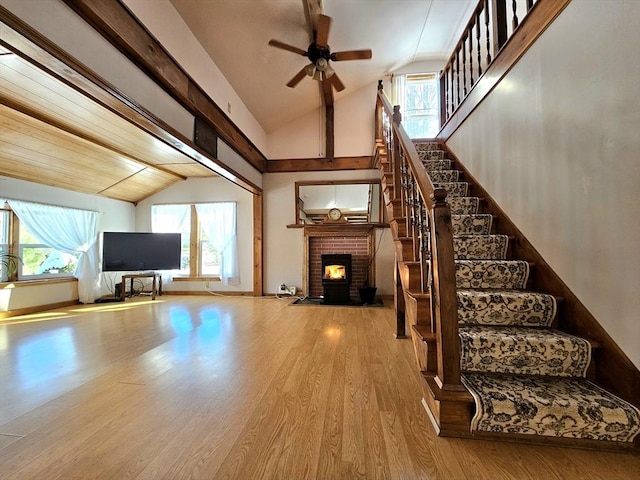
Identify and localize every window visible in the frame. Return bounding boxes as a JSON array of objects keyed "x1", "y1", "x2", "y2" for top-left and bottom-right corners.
[
  {"x1": 0, "y1": 209, "x2": 11, "y2": 281},
  {"x1": 0, "y1": 202, "x2": 90, "y2": 282},
  {"x1": 19, "y1": 222, "x2": 79, "y2": 278},
  {"x1": 152, "y1": 202, "x2": 238, "y2": 283},
  {"x1": 394, "y1": 73, "x2": 441, "y2": 139}
]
